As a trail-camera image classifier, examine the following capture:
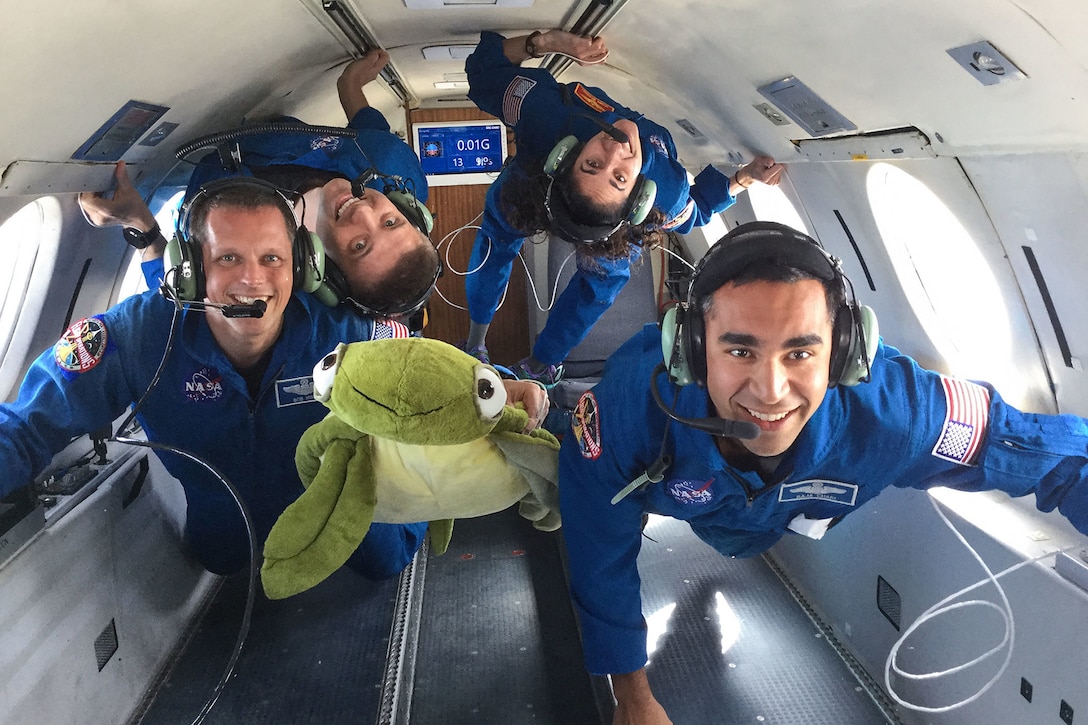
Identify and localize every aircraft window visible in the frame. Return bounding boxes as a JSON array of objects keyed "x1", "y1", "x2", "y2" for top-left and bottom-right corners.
[
  {"x1": 115, "y1": 190, "x2": 185, "y2": 302},
  {"x1": 866, "y1": 163, "x2": 1013, "y2": 373},
  {"x1": 0, "y1": 197, "x2": 59, "y2": 397},
  {"x1": 746, "y1": 182, "x2": 810, "y2": 234}
]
